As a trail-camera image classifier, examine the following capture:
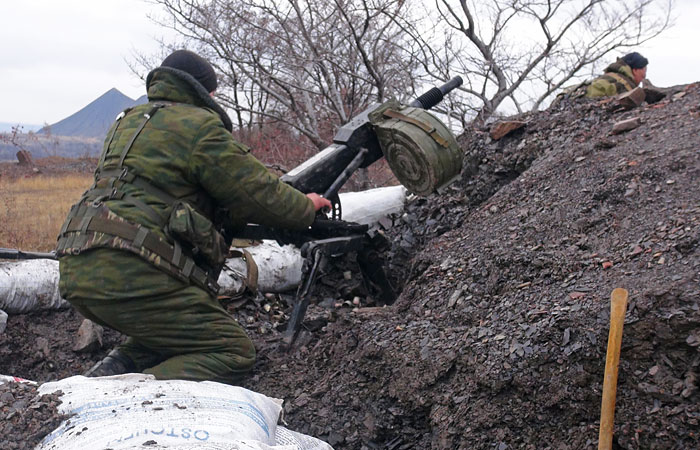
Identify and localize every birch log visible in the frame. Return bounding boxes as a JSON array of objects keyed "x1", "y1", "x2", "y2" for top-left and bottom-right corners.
[{"x1": 0, "y1": 259, "x2": 67, "y2": 314}]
